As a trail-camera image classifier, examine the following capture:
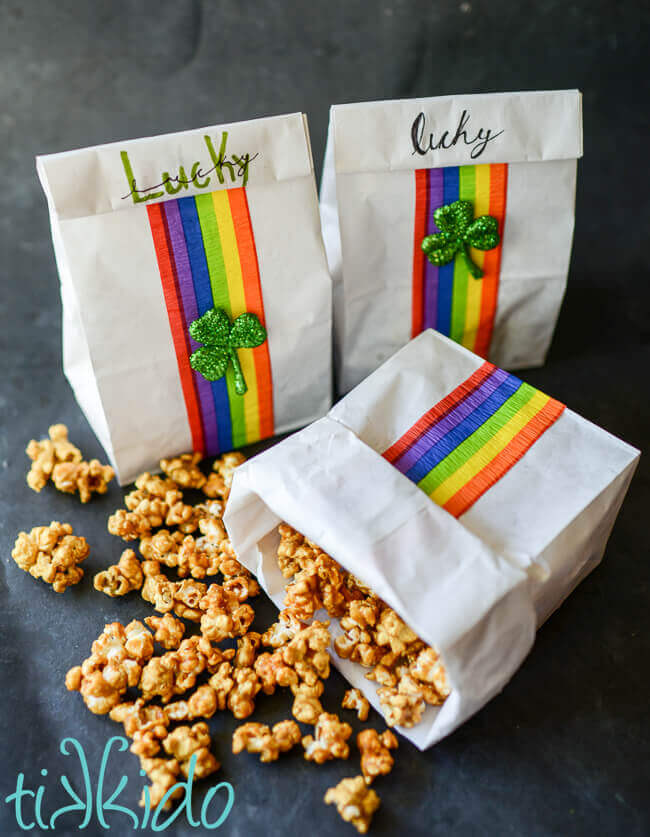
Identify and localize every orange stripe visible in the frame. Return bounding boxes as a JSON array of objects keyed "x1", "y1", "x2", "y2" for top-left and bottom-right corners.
[
  {"x1": 474, "y1": 164, "x2": 508, "y2": 358},
  {"x1": 411, "y1": 169, "x2": 428, "y2": 337},
  {"x1": 383, "y1": 361, "x2": 495, "y2": 463},
  {"x1": 147, "y1": 203, "x2": 205, "y2": 452},
  {"x1": 443, "y1": 395, "x2": 564, "y2": 517},
  {"x1": 228, "y1": 188, "x2": 274, "y2": 439}
]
